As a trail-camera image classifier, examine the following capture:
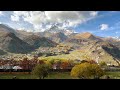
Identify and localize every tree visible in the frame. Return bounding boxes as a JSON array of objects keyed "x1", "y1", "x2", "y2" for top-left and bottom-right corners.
[
  {"x1": 20, "y1": 57, "x2": 30, "y2": 70},
  {"x1": 88, "y1": 60, "x2": 97, "y2": 64},
  {"x1": 60, "y1": 62, "x2": 69, "y2": 69},
  {"x1": 49, "y1": 59, "x2": 55, "y2": 65},
  {"x1": 71, "y1": 63, "x2": 104, "y2": 79},
  {"x1": 99, "y1": 61, "x2": 107, "y2": 67},
  {"x1": 89, "y1": 64, "x2": 105, "y2": 79},
  {"x1": 32, "y1": 64, "x2": 49, "y2": 79}
]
